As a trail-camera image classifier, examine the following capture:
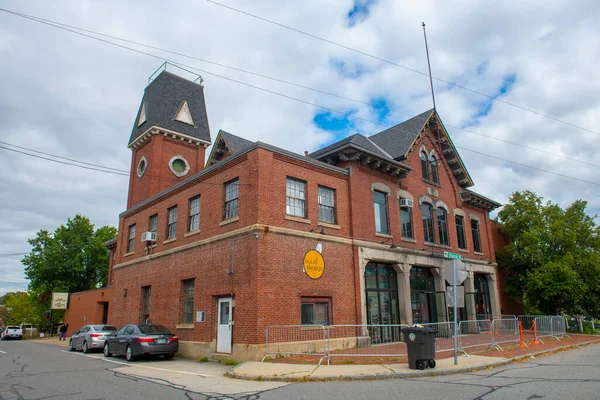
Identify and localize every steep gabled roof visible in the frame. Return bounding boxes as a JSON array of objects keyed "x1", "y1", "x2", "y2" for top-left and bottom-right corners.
[
  {"x1": 309, "y1": 133, "x2": 392, "y2": 160},
  {"x1": 129, "y1": 71, "x2": 211, "y2": 146},
  {"x1": 206, "y1": 130, "x2": 255, "y2": 166},
  {"x1": 369, "y1": 109, "x2": 434, "y2": 160}
]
